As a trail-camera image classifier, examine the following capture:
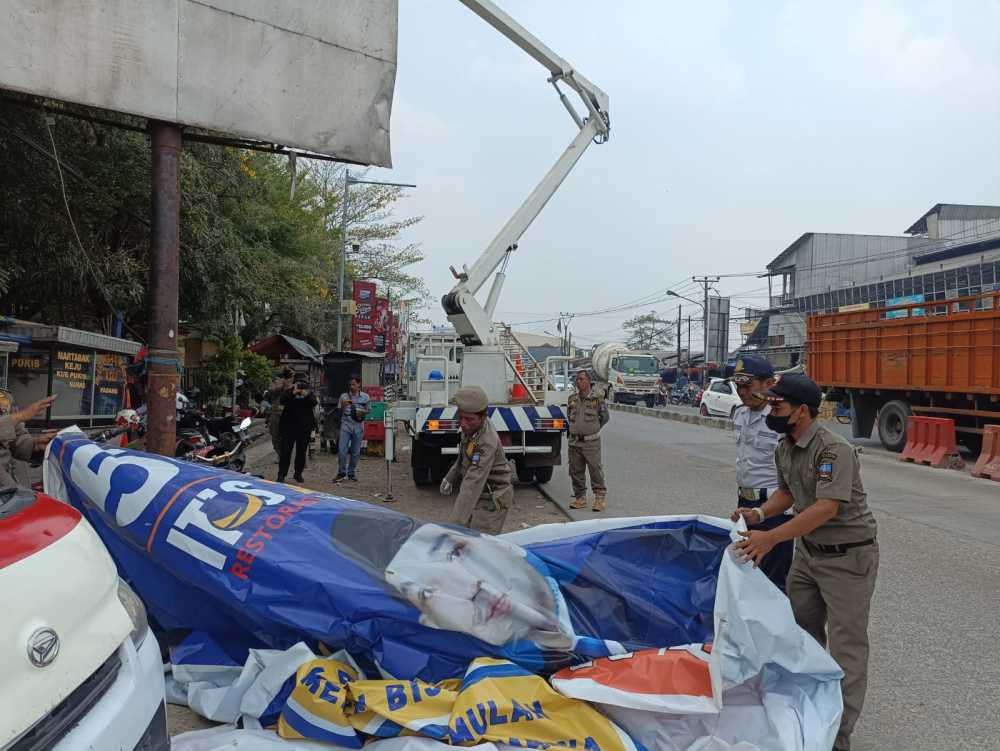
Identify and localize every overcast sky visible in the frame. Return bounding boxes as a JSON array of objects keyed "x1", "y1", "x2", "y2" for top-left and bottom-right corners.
[{"x1": 367, "y1": 0, "x2": 1000, "y2": 347}]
